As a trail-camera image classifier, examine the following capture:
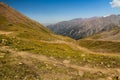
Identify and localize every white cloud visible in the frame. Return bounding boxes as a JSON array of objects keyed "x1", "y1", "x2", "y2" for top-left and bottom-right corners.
[{"x1": 110, "y1": 0, "x2": 120, "y2": 8}]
